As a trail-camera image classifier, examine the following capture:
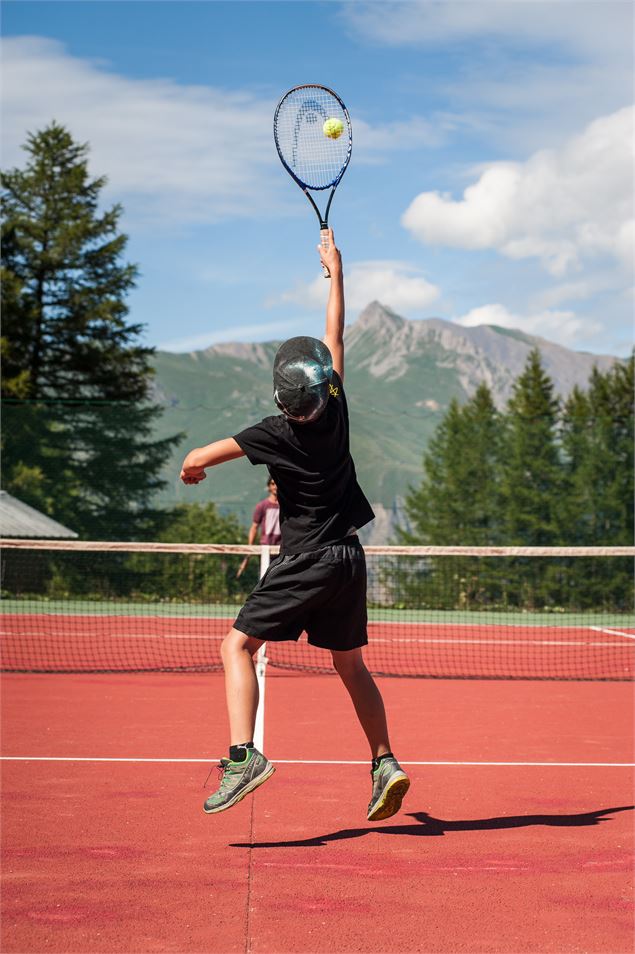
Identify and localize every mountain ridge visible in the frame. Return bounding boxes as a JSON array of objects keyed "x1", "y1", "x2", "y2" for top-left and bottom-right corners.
[
  {"x1": 174, "y1": 302, "x2": 621, "y2": 407},
  {"x1": 150, "y1": 304, "x2": 623, "y2": 542}
]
